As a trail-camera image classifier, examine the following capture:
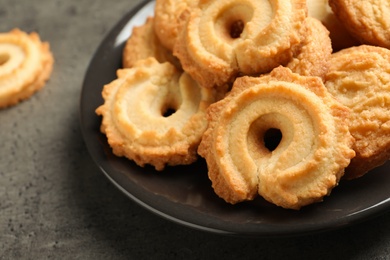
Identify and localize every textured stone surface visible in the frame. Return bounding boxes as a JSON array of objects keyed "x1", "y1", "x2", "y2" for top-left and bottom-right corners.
[{"x1": 0, "y1": 0, "x2": 389, "y2": 259}]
